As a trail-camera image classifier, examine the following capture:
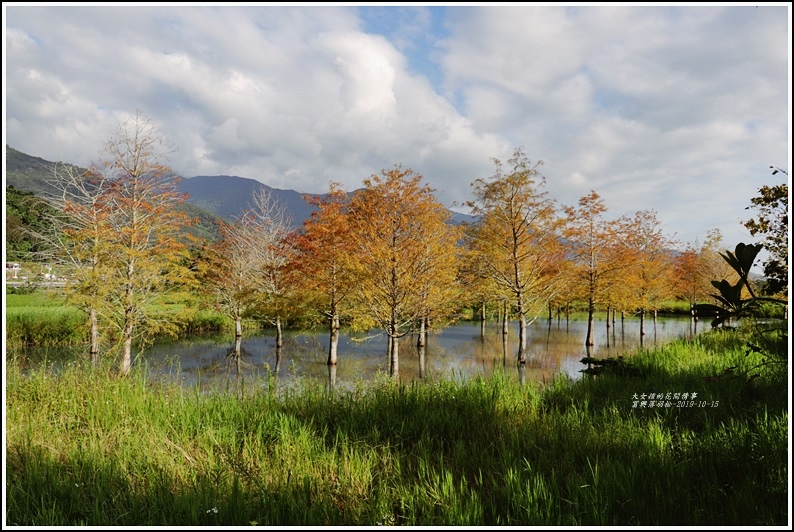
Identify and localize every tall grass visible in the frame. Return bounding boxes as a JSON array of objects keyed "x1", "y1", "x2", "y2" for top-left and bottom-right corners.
[
  {"x1": 5, "y1": 306, "x2": 88, "y2": 346},
  {"x1": 5, "y1": 291, "x2": 232, "y2": 348},
  {"x1": 5, "y1": 329, "x2": 789, "y2": 526}
]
